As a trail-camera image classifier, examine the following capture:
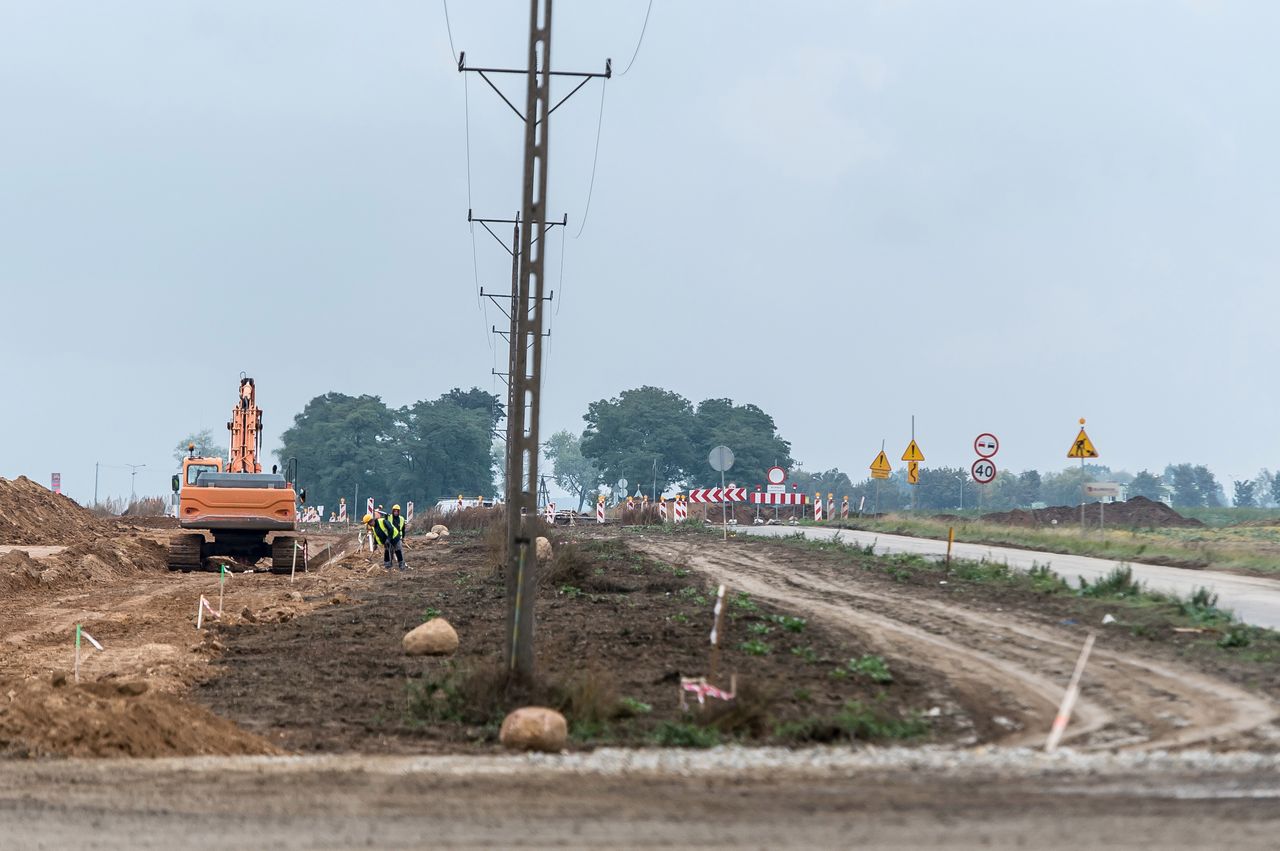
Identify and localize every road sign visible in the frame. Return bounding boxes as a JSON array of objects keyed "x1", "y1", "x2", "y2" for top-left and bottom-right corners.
[
  {"x1": 971, "y1": 458, "x2": 997, "y2": 484},
  {"x1": 902, "y1": 440, "x2": 925, "y2": 462},
  {"x1": 870, "y1": 451, "x2": 892, "y2": 473},
  {"x1": 688, "y1": 487, "x2": 748, "y2": 503},
  {"x1": 974, "y1": 433, "x2": 999, "y2": 458},
  {"x1": 1067, "y1": 428, "x2": 1098, "y2": 459},
  {"x1": 51, "y1": 473, "x2": 61, "y2": 494},
  {"x1": 1084, "y1": 482, "x2": 1121, "y2": 498},
  {"x1": 766, "y1": 466, "x2": 786, "y2": 485},
  {"x1": 617, "y1": 478, "x2": 628, "y2": 491},
  {"x1": 709, "y1": 446, "x2": 735, "y2": 472},
  {"x1": 907, "y1": 461, "x2": 920, "y2": 485},
  {"x1": 766, "y1": 484, "x2": 786, "y2": 494}
]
